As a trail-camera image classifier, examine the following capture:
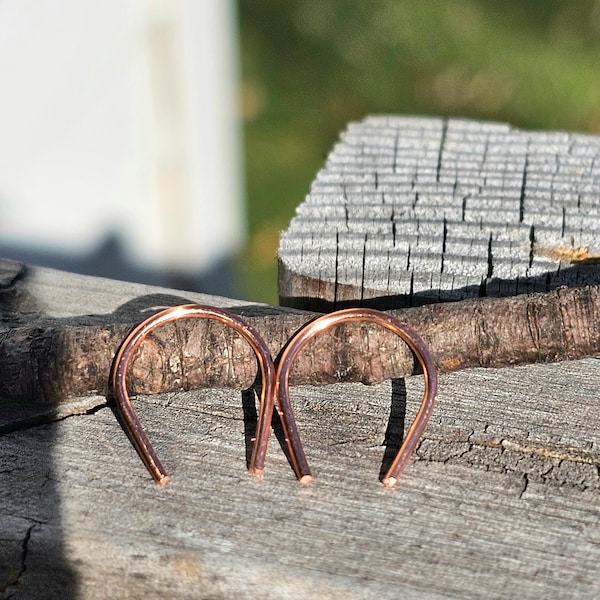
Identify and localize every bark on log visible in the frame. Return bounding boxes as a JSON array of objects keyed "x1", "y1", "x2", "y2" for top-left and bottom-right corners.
[
  {"x1": 0, "y1": 261, "x2": 599, "y2": 403},
  {"x1": 4, "y1": 120, "x2": 600, "y2": 403}
]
